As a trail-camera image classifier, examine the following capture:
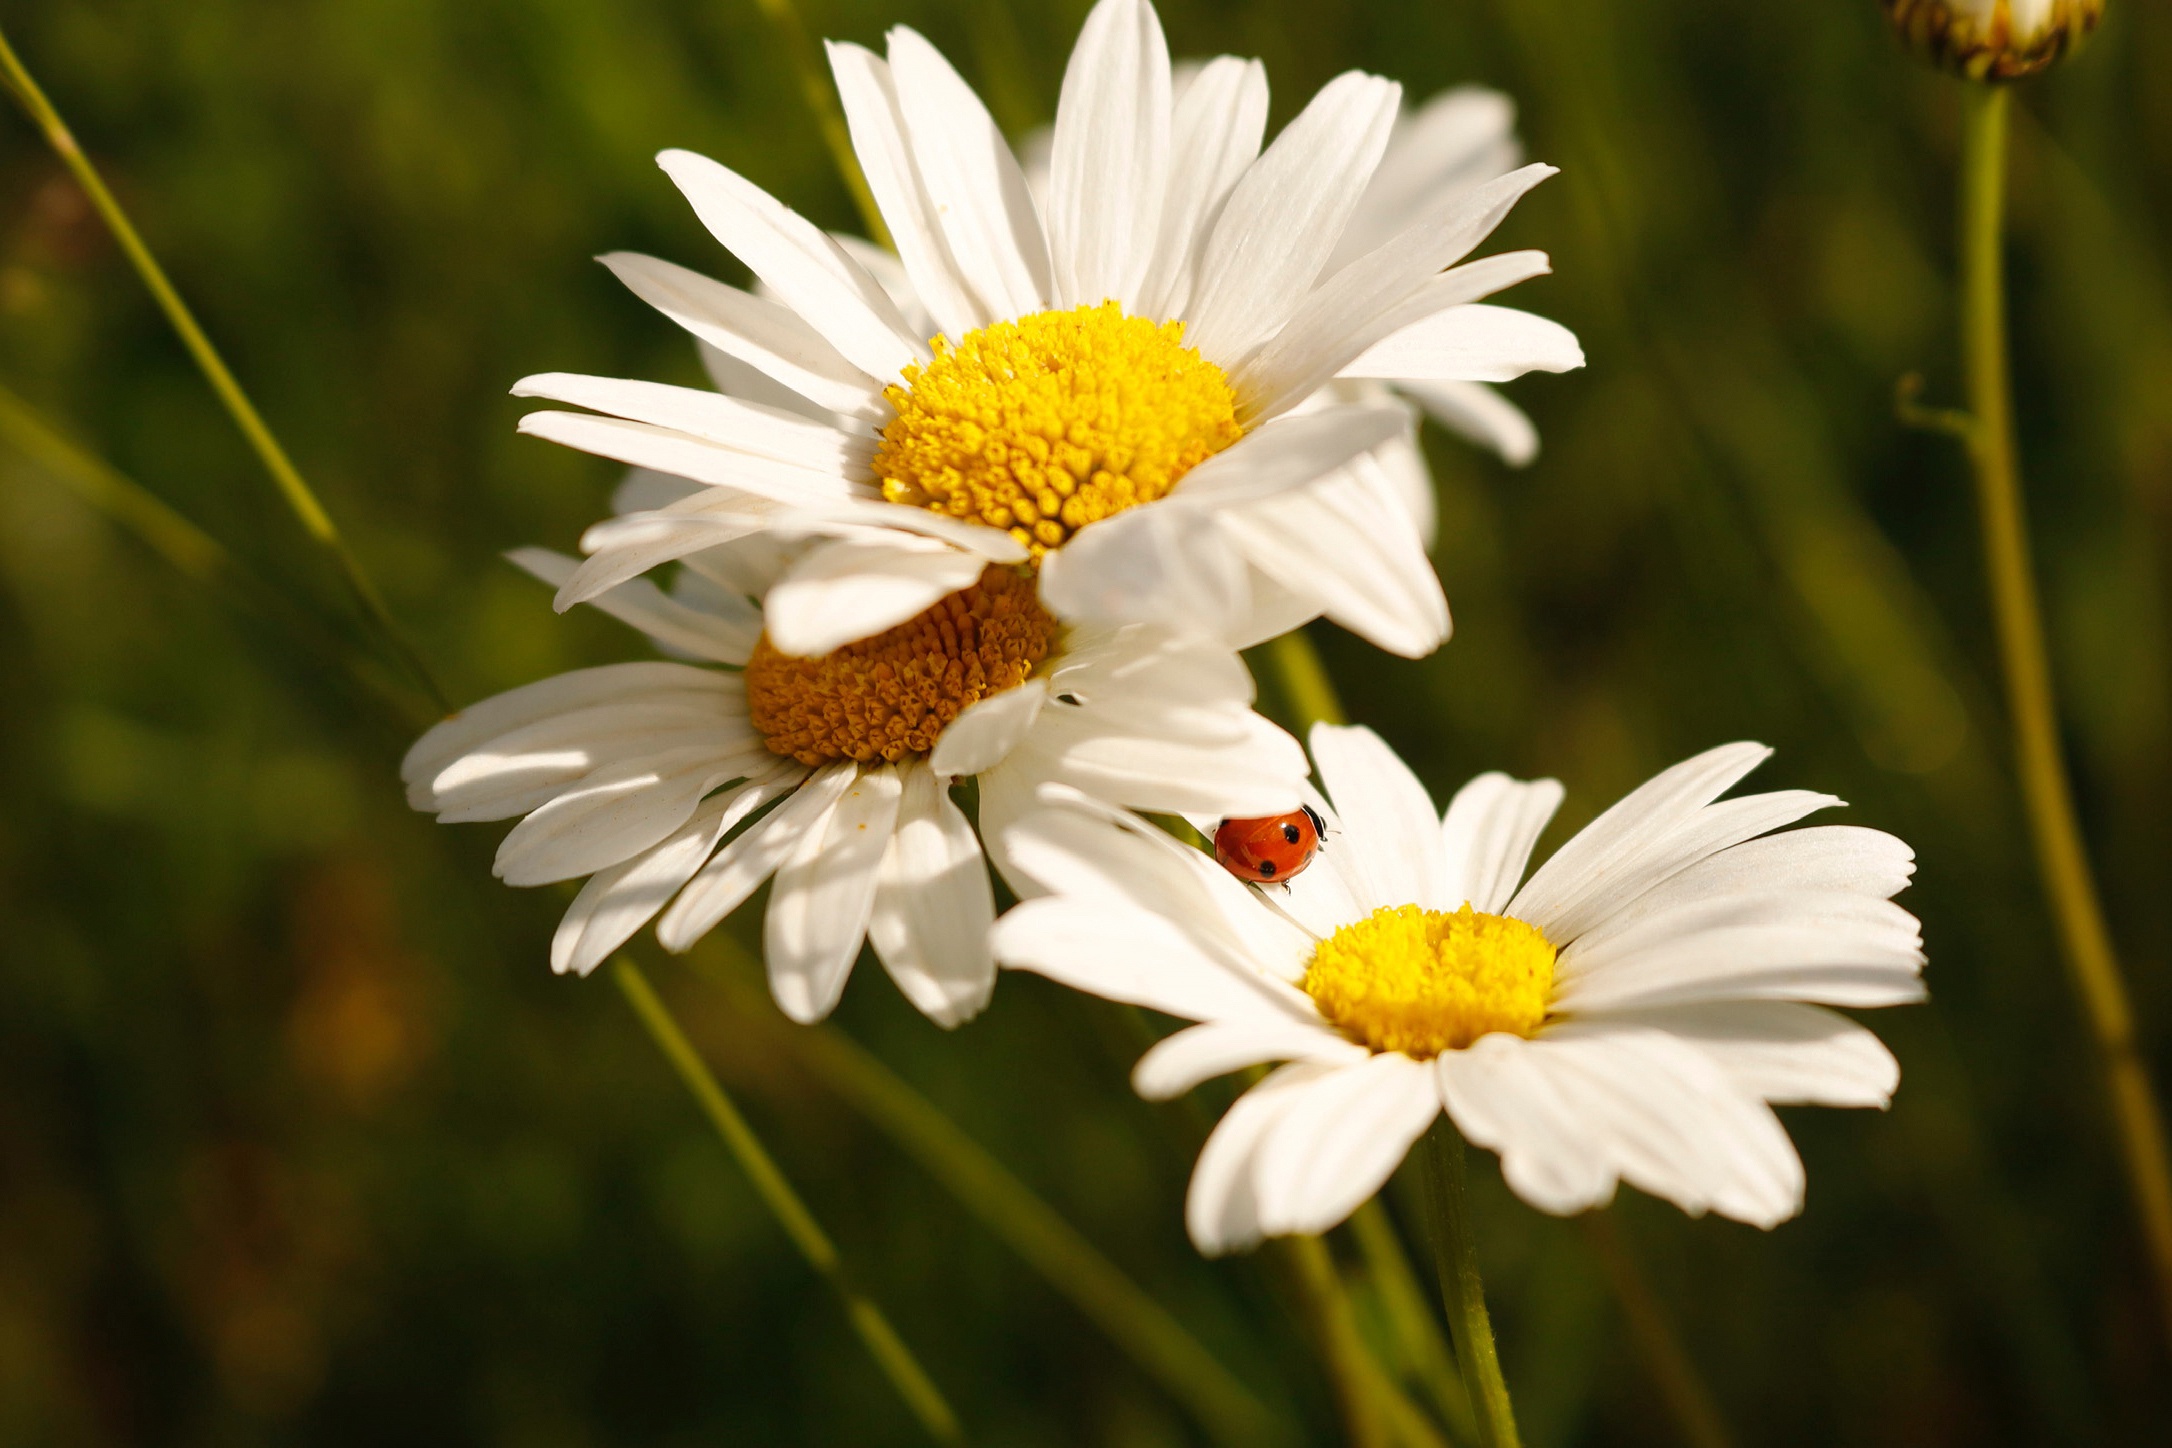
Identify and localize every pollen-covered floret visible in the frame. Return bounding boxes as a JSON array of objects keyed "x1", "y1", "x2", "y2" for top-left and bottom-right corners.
[
  {"x1": 876, "y1": 302, "x2": 1244, "y2": 558},
  {"x1": 1304, "y1": 903, "x2": 1556, "y2": 1057},
  {"x1": 744, "y1": 566, "x2": 1057, "y2": 766}
]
